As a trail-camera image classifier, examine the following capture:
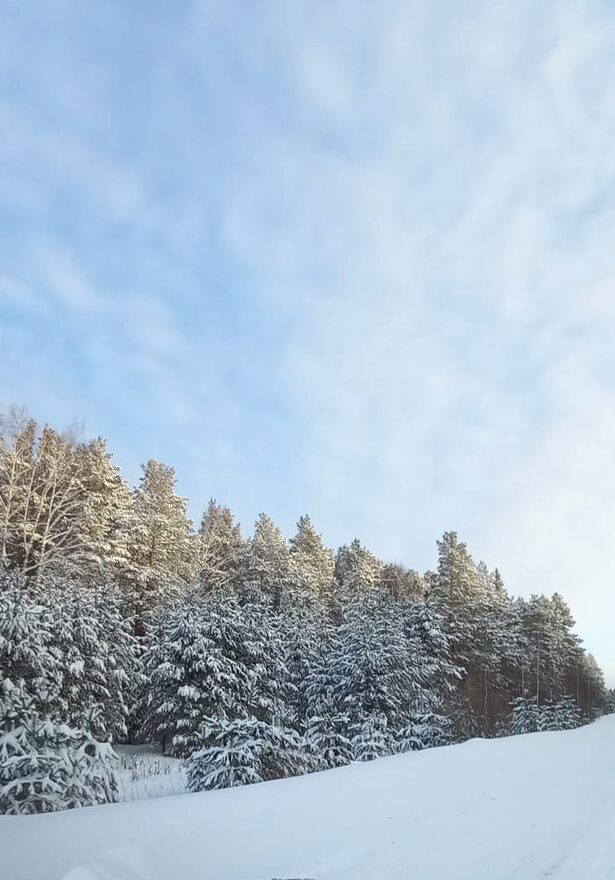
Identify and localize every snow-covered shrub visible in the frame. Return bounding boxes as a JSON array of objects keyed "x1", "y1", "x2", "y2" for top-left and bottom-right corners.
[
  {"x1": 540, "y1": 697, "x2": 581, "y2": 732},
  {"x1": 351, "y1": 714, "x2": 394, "y2": 762},
  {"x1": 185, "y1": 717, "x2": 307, "y2": 792},
  {"x1": 539, "y1": 703, "x2": 559, "y2": 732},
  {"x1": 511, "y1": 696, "x2": 582, "y2": 736},
  {"x1": 492, "y1": 718, "x2": 511, "y2": 738},
  {"x1": 0, "y1": 686, "x2": 118, "y2": 814},
  {"x1": 555, "y1": 697, "x2": 582, "y2": 730},
  {"x1": 305, "y1": 714, "x2": 352, "y2": 769},
  {"x1": 397, "y1": 711, "x2": 453, "y2": 752},
  {"x1": 510, "y1": 696, "x2": 541, "y2": 735}
]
